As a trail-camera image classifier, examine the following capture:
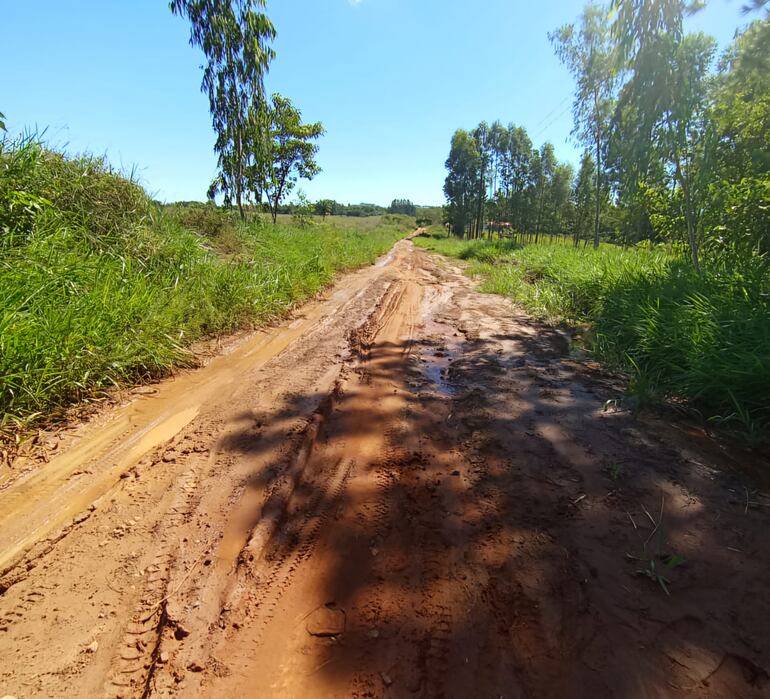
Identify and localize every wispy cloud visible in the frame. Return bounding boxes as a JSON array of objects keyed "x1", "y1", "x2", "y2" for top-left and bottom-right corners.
[{"x1": 348, "y1": 0, "x2": 363, "y2": 6}]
